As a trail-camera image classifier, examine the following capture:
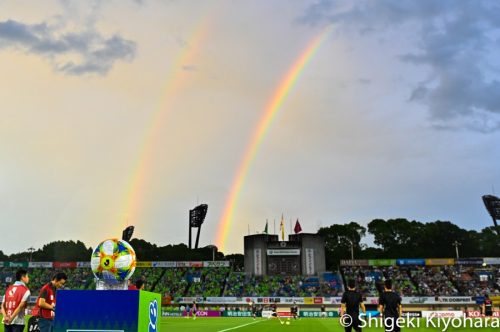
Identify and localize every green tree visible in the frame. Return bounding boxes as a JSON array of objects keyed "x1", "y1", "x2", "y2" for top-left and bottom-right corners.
[
  {"x1": 367, "y1": 218, "x2": 423, "y2": 257},
  {"x1": 317, "y1": 222, "x2": 366, "y2": 269}
]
